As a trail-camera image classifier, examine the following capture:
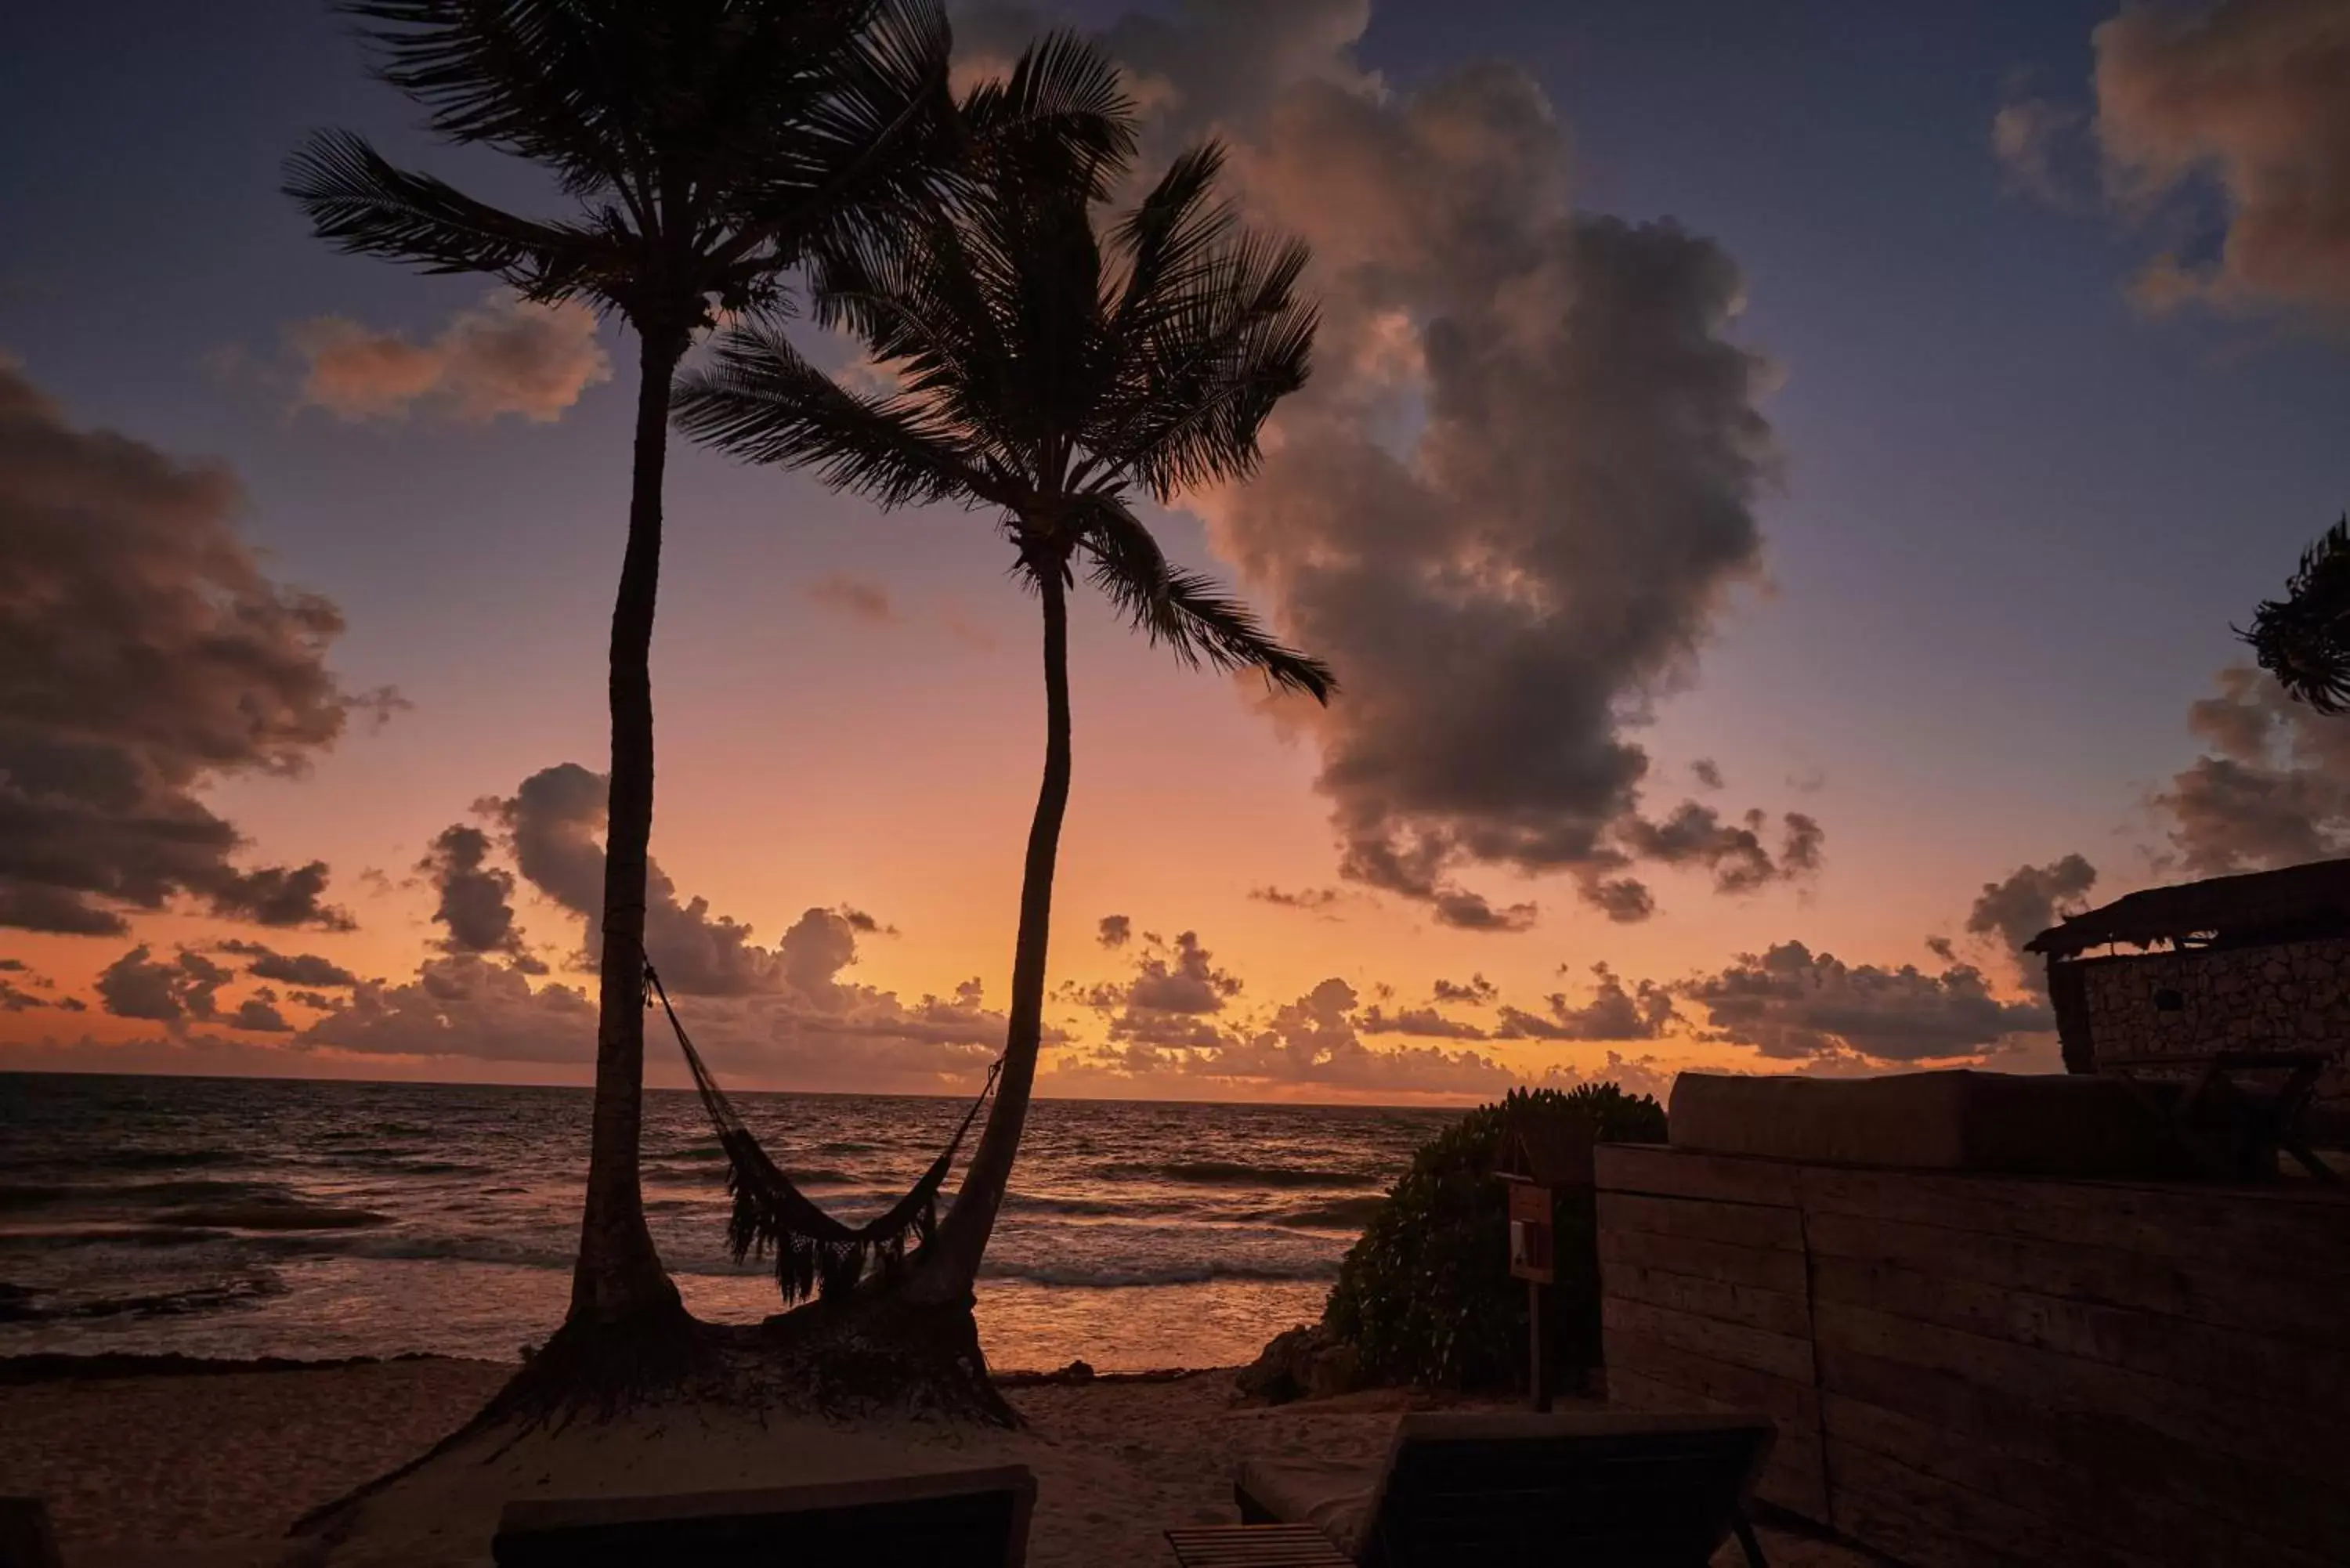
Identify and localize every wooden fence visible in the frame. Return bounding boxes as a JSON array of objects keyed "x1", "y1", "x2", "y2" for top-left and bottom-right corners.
[{"x1": 1596, "y1": 1144, "x2": 2350, "y2": 1568}]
